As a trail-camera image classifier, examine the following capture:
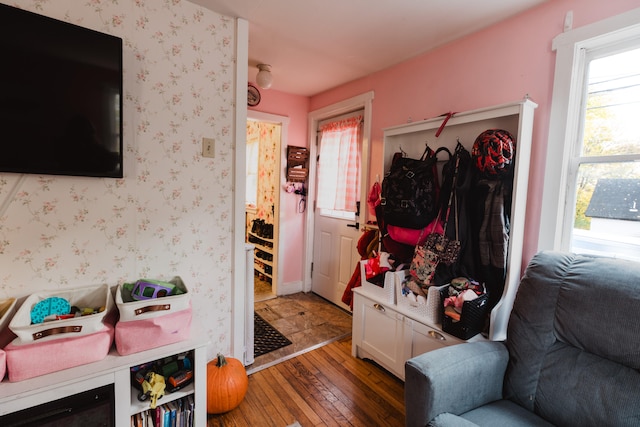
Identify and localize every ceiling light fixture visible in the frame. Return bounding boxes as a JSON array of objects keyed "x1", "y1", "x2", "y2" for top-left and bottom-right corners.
[{"x1": 256, "y1": 64, "x2": 273, "y2": 89}]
